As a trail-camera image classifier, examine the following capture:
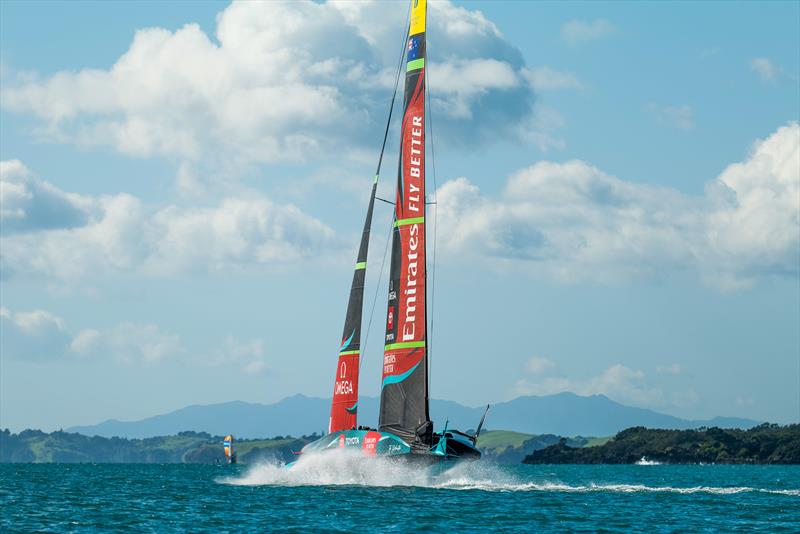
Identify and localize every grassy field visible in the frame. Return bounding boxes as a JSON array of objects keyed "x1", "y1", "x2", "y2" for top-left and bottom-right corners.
[
  {"x1": 476, "y1": 430, "x2": 535, "y2": 449},
  {"x1": 582, "y1": 436, "x2": 612, "y2": 447}
]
